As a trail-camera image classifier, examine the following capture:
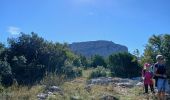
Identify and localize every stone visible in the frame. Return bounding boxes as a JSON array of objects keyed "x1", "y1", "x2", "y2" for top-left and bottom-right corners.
[
  {"x1": 87, "y1": 77, "x2": 113, "y2": 85},
  {"x1": 84, "y1": 84, "x2": 94, "y2": 92},
  {"x1": 136, "y1": 82, "x2": 143, "y2": 87},
  {"x1": 37, "y1": 93, "x2": 48, "y2": 100},
  {"x1": 48, "y1": 86, "x2": 62, "y2": 92},
  {"x1": 100, "y1": 95, "x2": 119, "y2": 100},
  {"x1": 116, "y1": 82, "x2": 133, "y2": 88}
]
